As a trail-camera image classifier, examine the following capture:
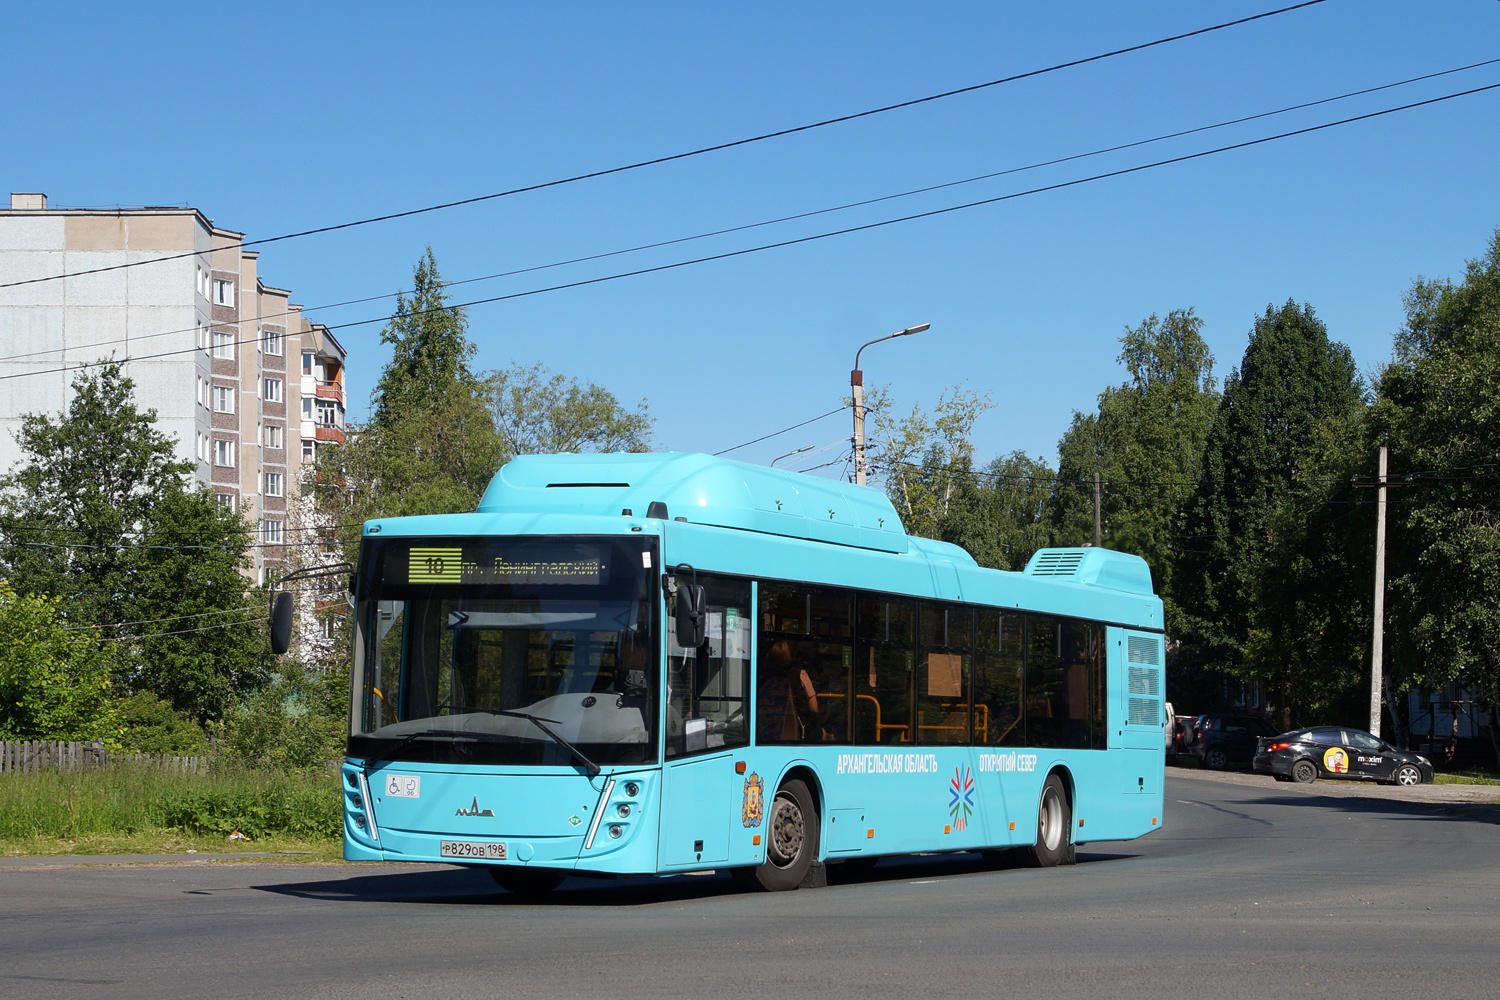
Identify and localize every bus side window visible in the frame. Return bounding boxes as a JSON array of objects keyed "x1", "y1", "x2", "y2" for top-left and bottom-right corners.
[
  {"x1": 1026, "y1": 616, "x2": 1097, "y2": 750},
  {"x1": 974, "y1": 611, "x2": 1024, "y2": 747},
  {"x1": 916, "y1": 603, "x2": 972, "y2": 744},
  {"x1": 665, "y1": 574, "x2": 751, "y2": 757},
  {"x1": 757, "y1": 585, "x2": 853, "y2": 744},
  {"x1": 853, "y1": 596, "x2": 914, "y2": 744}
]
